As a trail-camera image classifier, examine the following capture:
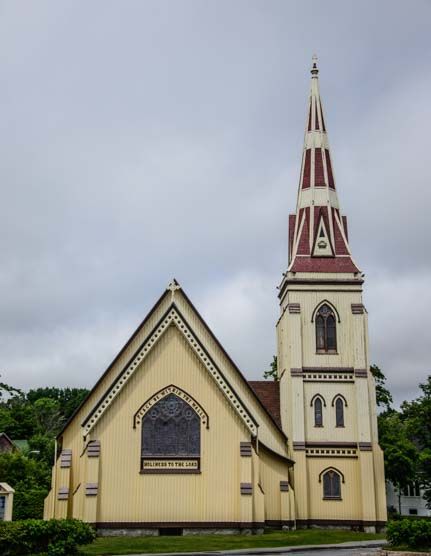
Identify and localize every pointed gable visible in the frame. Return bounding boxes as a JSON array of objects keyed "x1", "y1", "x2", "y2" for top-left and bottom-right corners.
[{"x1": 59, "y1": 280, "x2": 288, "y2": 458}]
